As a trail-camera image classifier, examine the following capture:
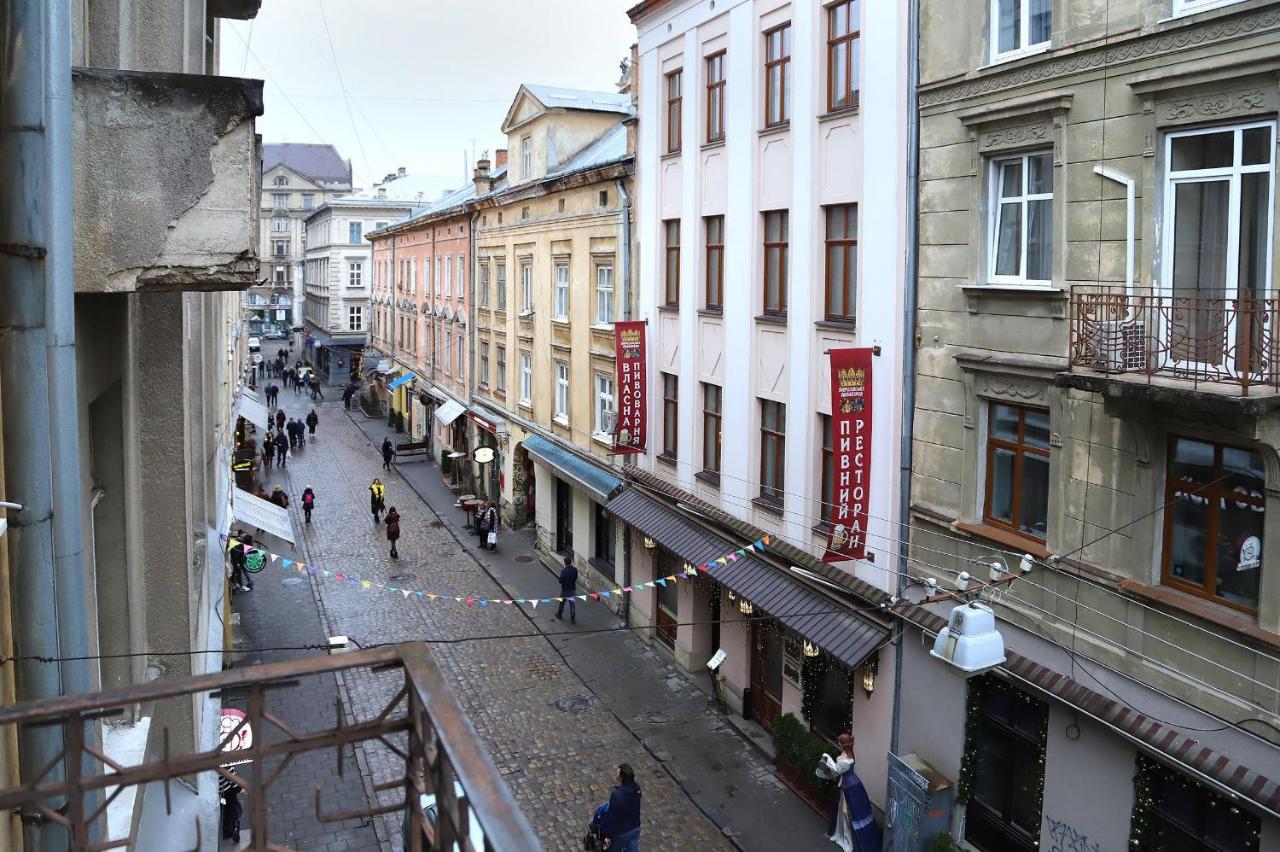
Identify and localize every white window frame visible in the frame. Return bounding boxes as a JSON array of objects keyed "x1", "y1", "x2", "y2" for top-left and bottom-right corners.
[
  {"x1": 521, "y1": 262, "x2": 534, "y2": 313},
  {"x1": 989, "y1": 0, "x2": 1051, "y2": 63},
  {"x1": 497, "y1": 263, "x2": 508, "y2": 311},
  {"x1": 595, "y1": 263, "x2": 614, "y2": 325},
  {"x1": 445, "y1": 255, "x2": 452, "y2": 297},
  {"x1": 348, "y1": 221, "x2": 363, "y2": 244},
  {"x1": 554, "y1": 361, "x2": 570, "y2": 421},
  {"x1": 302, "y1": 193, "x2": 314, "y2": 209},
  {"x1": 522, "y1": 135, "x2": 533, "y2": 178},
  {"x1": 480, "y1": 262, "x2": 490, "y2": 307},
  {"x1": 457, "y1": 254, "x2": 466, "y2": 297},
  {"x1": 594, "y1": 374, "x2": 614, "y2": 439},
  {"x1": 1171, "y1": 0, "x2": 1243, "y2": 15},
  {"x1": 274, "y1": 175, "x2": 288, "y2": 187},
  {"x1": 456, "y1": 333, "x2": 464, "y2": 377},
  {"x1": 987, "y1": 151, "x2": 1054, "y2": 286},
  {"x1": 553, "y1": 261, "x2": 570, "y2": 320},
  {"x1": 480, "y1": 344, "x2": 490, "y2": 386},
  {"x1": 348, "y1": 305, "x2": 363, "y2": 331},
  {"x1": 272, "y1": 216, "x2": 288, "y2": 232},
  {"x1": 348, "y1": 261, "x2": 363, "y2": 288},
  {"x1": 519, "y1": 352, "x2": 532, "y2": 404},
  {"x1": 445, "y1": 328, "x2": 453, "y2": 374},
  {"x1": 273, "y1": 193, "x2": 288, "y2": 208},
  {"x1": 497, "y1": 345, "x2": 507, "y2": 391}
]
